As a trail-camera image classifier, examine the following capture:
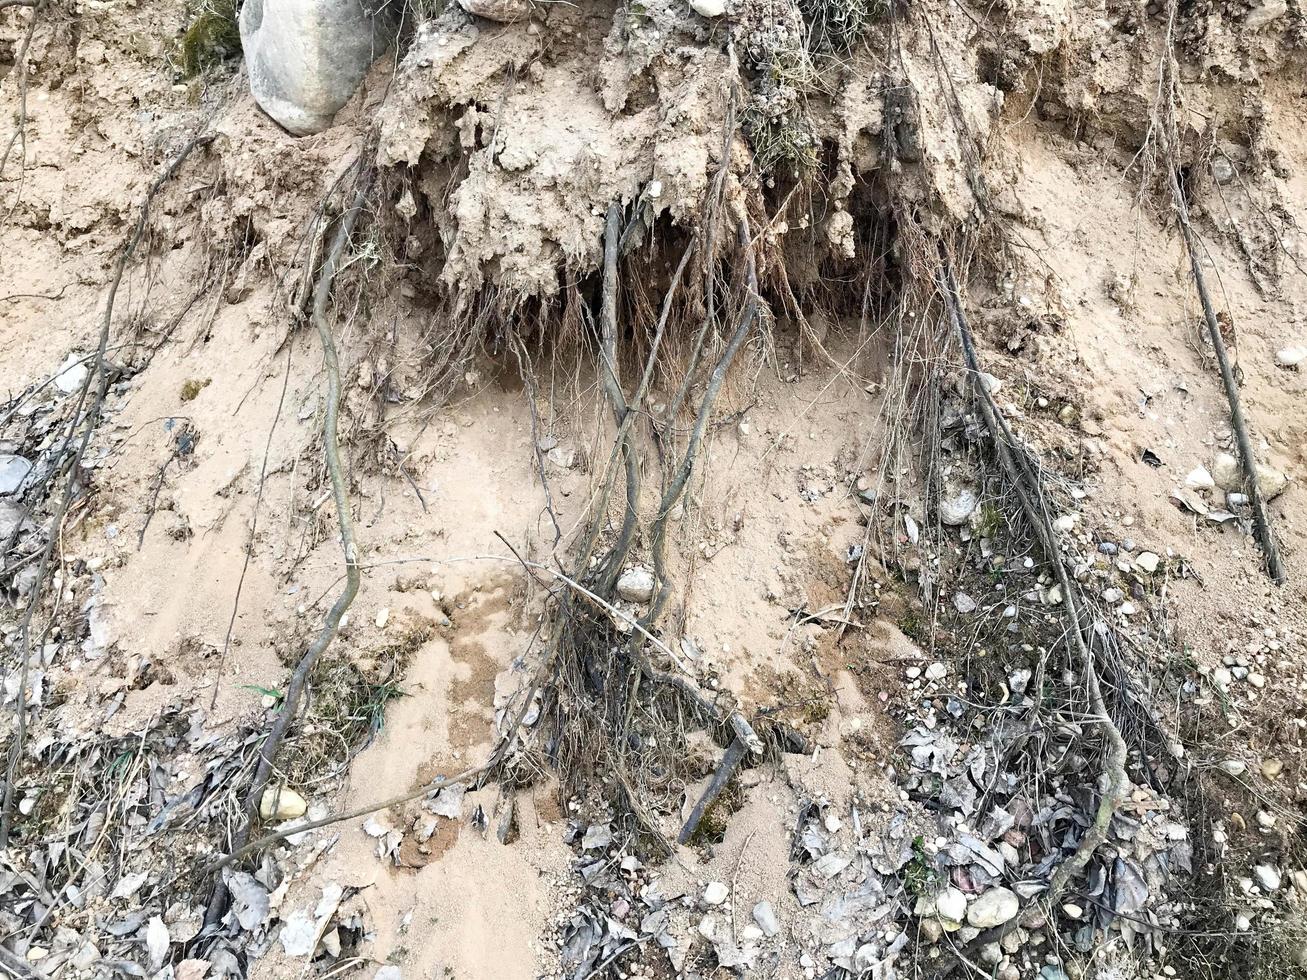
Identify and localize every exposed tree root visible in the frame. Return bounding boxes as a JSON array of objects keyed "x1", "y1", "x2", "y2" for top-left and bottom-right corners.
[
  {"x1": 1164, "y1": 158, "x2": 1287, "y2": 584},
  {"x1": 937, "y1": 257, "x2": 1131, "y2": 961},
  {"x1": 536, "y1": 194, "x2": 771, "y2": 852},
  {"x1": 204, "y1": 171, "x2": 372, "y2": 925},
  {"x1": 1150, "y1": 0, "x2": 1285, "y2": 584},
  {"x1": 0, "y1": 0, "x2": 45, "y2": 236},
  {"x1": 0, "y1": 131, "x2": 214, "y2": 849}
]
